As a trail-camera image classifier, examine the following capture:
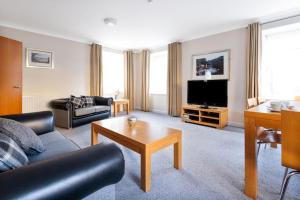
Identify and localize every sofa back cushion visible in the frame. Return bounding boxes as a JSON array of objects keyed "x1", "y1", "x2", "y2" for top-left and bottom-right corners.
[
  {"x1": 81, "y1": 96, "x2": 94, "y2": 107},
  {"x1": 0, "y1": 118, "x2": 46, "y2": 155},
  {"x1": 0, "y1": 133, "x2": 28, "y2": 172},
  {"x1": 70, "y1": 95, "x2": 84, "y2": 109}
]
